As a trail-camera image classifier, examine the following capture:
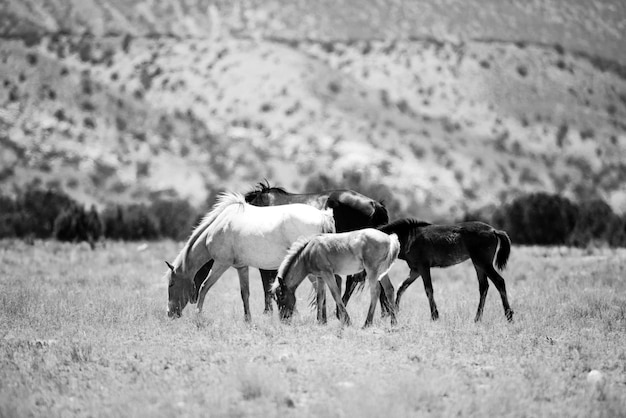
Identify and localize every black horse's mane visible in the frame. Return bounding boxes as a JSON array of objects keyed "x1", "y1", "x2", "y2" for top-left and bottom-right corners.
[
  {"x1": 244, "y1": 181, "x2": 289, "y2": 201},
  {"x1": 379, "y1": 218, "x2": 432, "y2": 232},
  {"x1": 377, "y1": 218, "x2": 431, "y2": 253}
]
